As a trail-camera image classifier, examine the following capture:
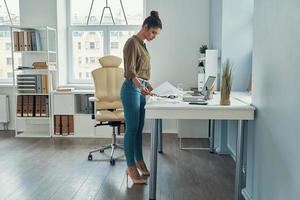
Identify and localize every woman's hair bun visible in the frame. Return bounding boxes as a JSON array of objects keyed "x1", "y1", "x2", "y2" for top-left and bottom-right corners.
[{"x1": 150, "y1": 10, "x2": 159, "y2": 18}]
